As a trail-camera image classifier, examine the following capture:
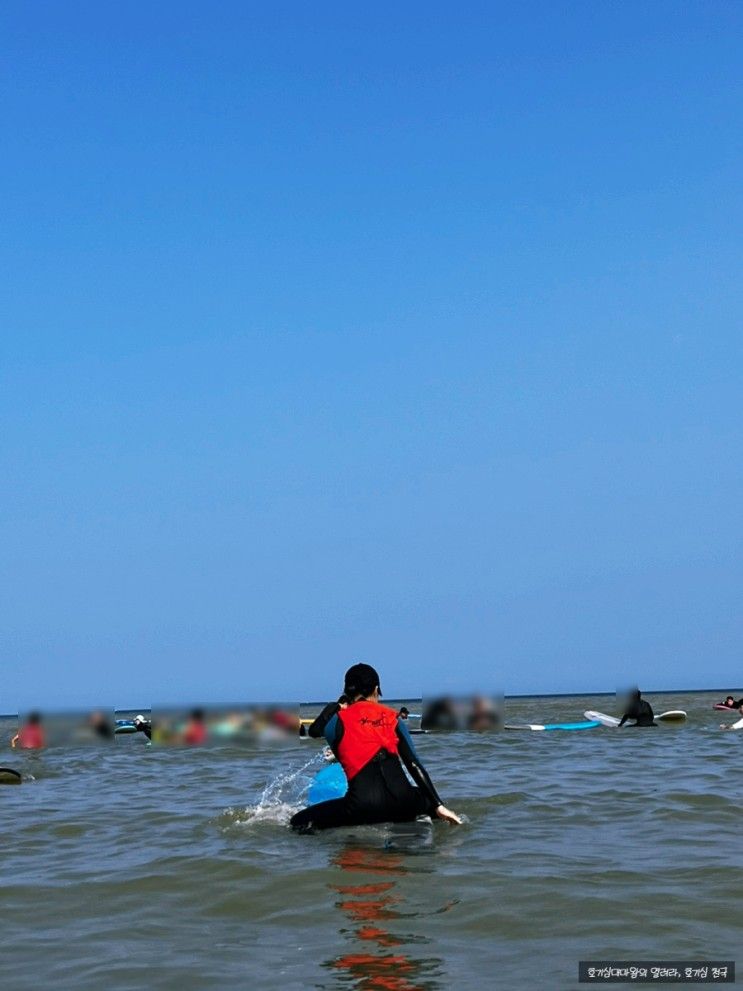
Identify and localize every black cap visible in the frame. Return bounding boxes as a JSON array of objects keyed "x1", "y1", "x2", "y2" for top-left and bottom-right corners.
[{"x1": 343, "y1": 663, "x2": 381, "y2": 698}]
